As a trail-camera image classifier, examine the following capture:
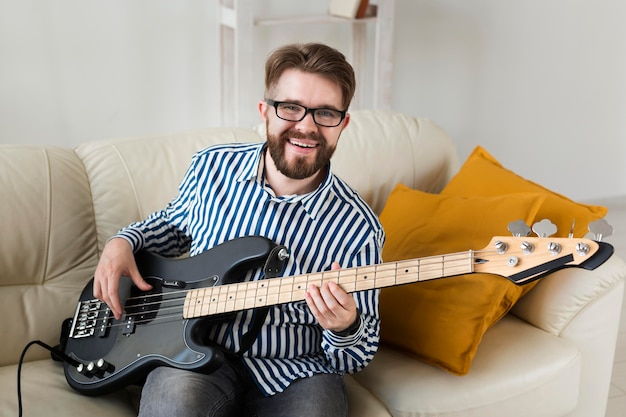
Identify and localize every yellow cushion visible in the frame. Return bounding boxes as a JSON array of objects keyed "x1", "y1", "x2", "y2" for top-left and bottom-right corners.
[
  {"x1": 378, "y1": 184, "x2": 547, "y2": 375},
  {"x1": 441, "y1": 146, "x2": 608, "y2": 238}
]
